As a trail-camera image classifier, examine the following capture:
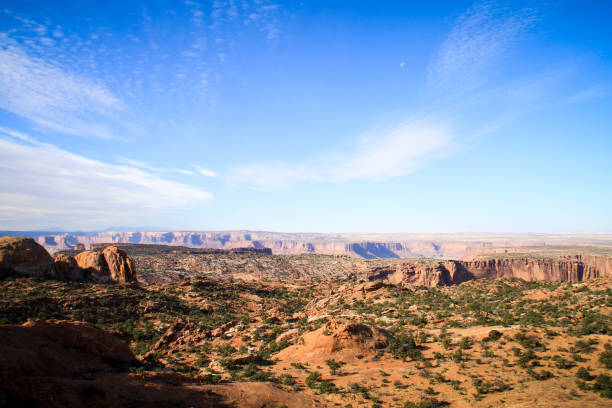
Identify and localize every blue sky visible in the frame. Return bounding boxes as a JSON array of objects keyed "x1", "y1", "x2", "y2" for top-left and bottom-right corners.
[{"x1": 0, "y1": 0, "x2": 611, "y2": 232}]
